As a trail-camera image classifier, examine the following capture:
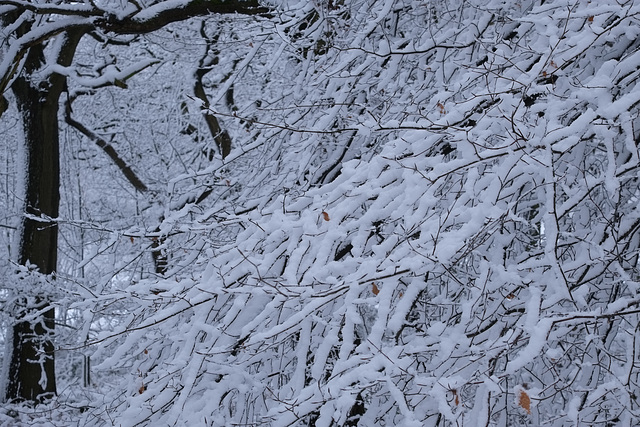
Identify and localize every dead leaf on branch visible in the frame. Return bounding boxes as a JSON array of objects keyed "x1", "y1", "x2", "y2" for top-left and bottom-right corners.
[
  {"x1": 516, "y1": 387, "x2": 531, "y2": 414},
  {"x1": 371, "y1": 282, "x2": 380, "y2": 295},
  {"x1": 321, "y1": 211, "x2": 330, "y2": 221}
]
